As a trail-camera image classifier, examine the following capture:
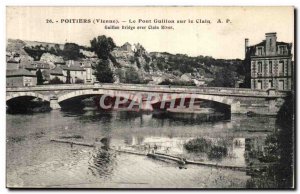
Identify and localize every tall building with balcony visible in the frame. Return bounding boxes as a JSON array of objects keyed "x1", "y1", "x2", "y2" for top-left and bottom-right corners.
[{"x1": 245, "y1": 32, "x2": 293, "y2": 91}]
